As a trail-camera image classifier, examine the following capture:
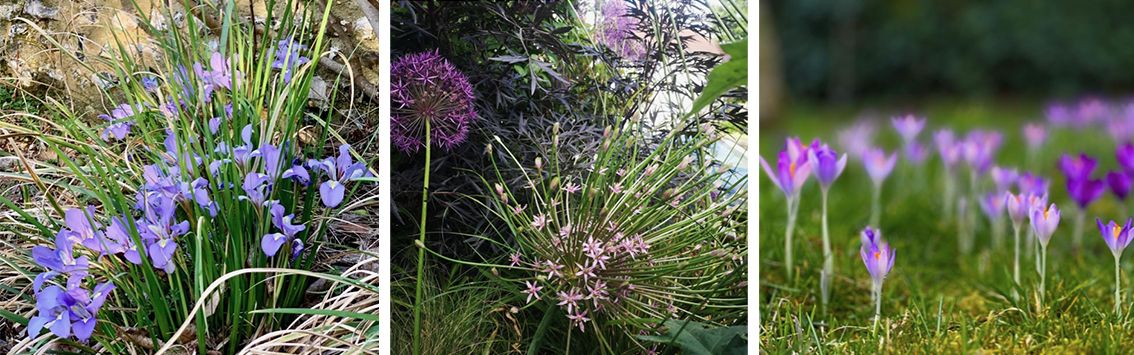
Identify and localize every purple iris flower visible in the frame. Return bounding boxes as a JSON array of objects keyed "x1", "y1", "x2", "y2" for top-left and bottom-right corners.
[
  {"x1": 1059, "y1": 153, "x2": 1097, "y2": 181},
  {"x1": 1117, "y1": 143, "x2": 1134, "y2": 175},
  {"x1": 990, "y1": 166, "x2": 1019, "y2": 192},
  {"x1": 1108, "y1": 171, "x2": 1131, "y2": 201},
  {"x1": 259, "y1": 143, "x2": 284, "y2": 177},
  {"x1": 1098, "y1": 218, "x2": 1134, "y2": 257},
  {"x1": 283, "y1": 163, "x2": 311, "y2": 185},
  {"x1": 806, "y1": 142, "x2": 847, "y2": 189},
  {"x1": 1017, "y1": 172, "x2": 1050, "y2": 195},
  {"x1": 272, "y1": 38, "x2": 310, "y2": 82},
  {"x1": 139, "y1": 197, "x2": 188, "y2": 273},
  {"x1": 261, "y1": 201, "x2": 307, "y2": 257},
  {"x1": 861, "y1": 148, "x2": 897, "y2": 187},
  {"x1": 1031, "y1": 203, "x2": 1061, "y2": 247},
  {"x1": 204, "y1": 51, "x2": 235, "y2": 90},
  {"x1": 82, "y1": 215, "x2": 129, "y2": 257},
  {"x1": 27, "y1": 282, "x2": 114, "y2": 342},
  {"x1": 859, "y1": 227, "x2": 895, "y2": 282},
  {"x1": 98, "y1": 103, "x2": 140, "y2": 141},
  {"x1": 63, "y1": 206, "x2": 103, "y2": 246},
  {"x1": 891, "y1": 114, "x2": 926, "y2": 143},
  {"x1": 310, "y1": 145, "x2": 370, "y2": 208},
  {"x1": 141, "y1": 76, "x2": 159, "y2": 92},
  {"x1": 291, "y1": 239, "x2": 305, "y2": 260},
  {"x1": 228, "y1": 124, "x2": 259, "y2": 166},
  {"x1": 190, "y1": 177, "x2": 218, "y2": 217},
  {"x1": 240, "y1": 172, "x2": 273, "y2": 206},
  {"x1": 1023, "y1": 123, "x2": 1047, "y2": 151},
  {"x1": 31, "y1": 231, "x2": 90, "y2": 292},
  {"x1": 209, "y1": 117, "x2": 222, "y2": 134}
]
